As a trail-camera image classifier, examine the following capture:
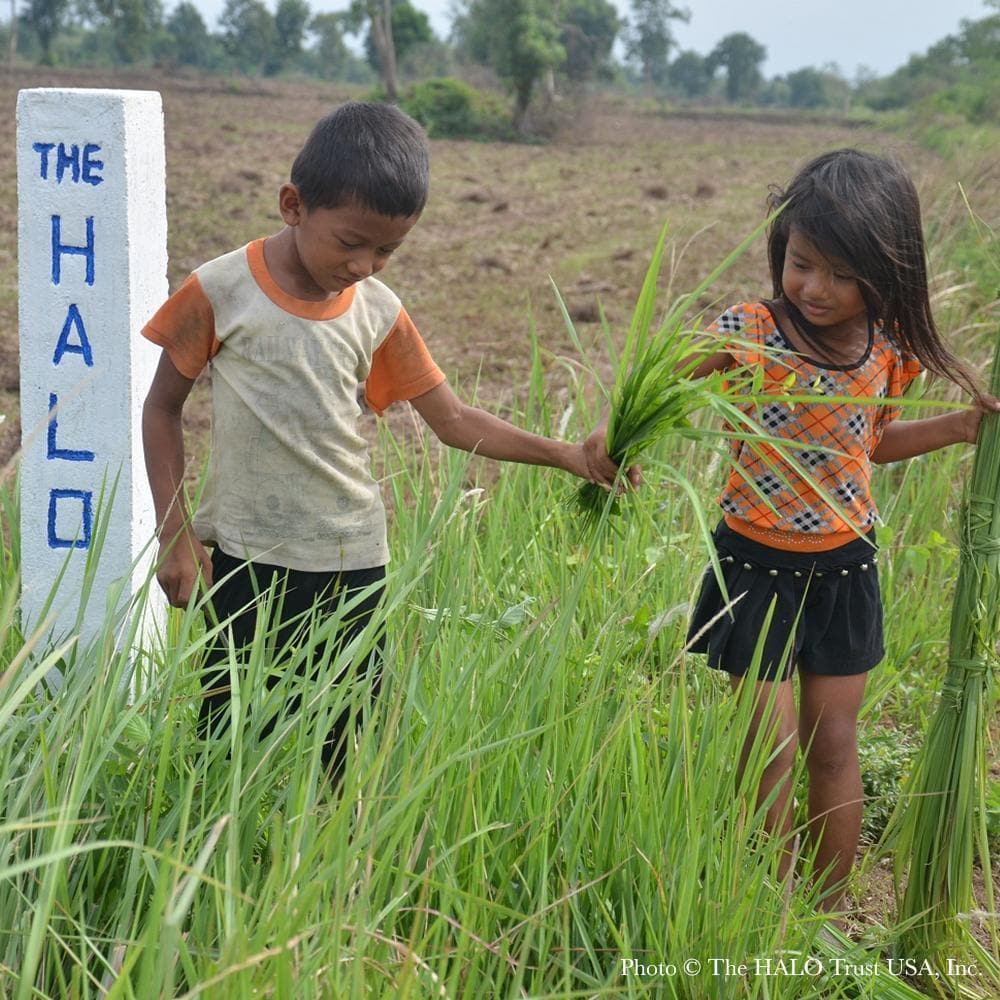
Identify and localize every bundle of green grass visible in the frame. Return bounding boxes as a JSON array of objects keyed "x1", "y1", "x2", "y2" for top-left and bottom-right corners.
[
  {"x1": 560, "y1": 221, "x2": 842, "y2": 544},
  {"x1": 559, "y1": 225, "x2": 771, "y2": 533},
  {"x1": 891, "y1": 329, "x2": 1000, "y2": 988}
]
